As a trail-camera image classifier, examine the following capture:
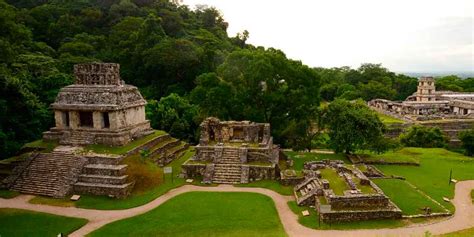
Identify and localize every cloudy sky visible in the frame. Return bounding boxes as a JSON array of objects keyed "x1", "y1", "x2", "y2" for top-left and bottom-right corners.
[{"x1": 182, "y1": 0, "x2": 473, "y2": 73}]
